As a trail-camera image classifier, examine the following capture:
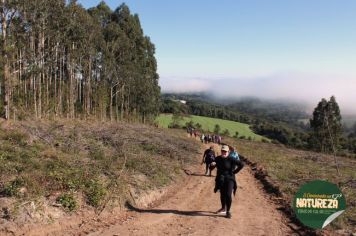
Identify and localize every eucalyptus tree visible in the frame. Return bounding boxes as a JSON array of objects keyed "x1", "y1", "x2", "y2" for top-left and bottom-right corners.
[
  {"x1": 138, "y1": 36, "x2": 161, "y2": 122},
  {"x1": 0, "y1": 0, "x2": 161, "y2": 122},
  {"x1": 310, "y1": 96, "x2": 342, "y2": 153},
  {"x1": 0, "y1": 0, "x2": 22, "y2": 119}
]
